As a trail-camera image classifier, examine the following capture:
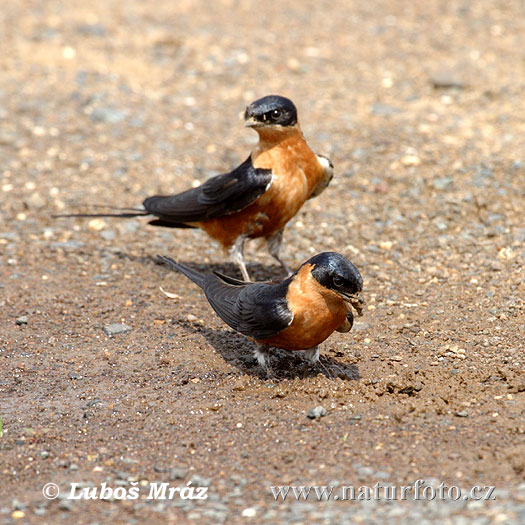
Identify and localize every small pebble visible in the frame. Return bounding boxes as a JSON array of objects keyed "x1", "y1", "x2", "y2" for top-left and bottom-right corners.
[
  {"x1": 401, "y1": 154, "x2": 420, "y2": 166},
  {"x1": 100, "y1": 230, "x2": 116, "y2": 241},
  {"x1": 15, "y1": 316, "x2": 28, "y2": 325},
  {"x1": 58, "y1": 499, "x2": 73, "y2": 511},
  {"x1": 430, "y1": 69, "x2": 464, "y2": 89},
  {"x1": 90, "y1": 107, "x2": 128, "y2": 124},
  {"x1": 357, "y1": 466, "x2": 375, "y2": 477},
  {"x1": 25, "y1": 192, "x2": 46, "y2": 209},
  {"x1": 50, "y1": 240, "x2": 84, "y2": 250},
  {"x1": 190, "y1": 475, "x2": 211, "y2": 487},
  {"x1": 169, "y1": 467, "x2": 187, "y2": 480},
  {"x1": 371, "y1": 103, "x2": 401, "y2": 116},
  {"x1": 307, "y1": 406, "x2": 327, "y2": 419},
  {"x1": 433, "y1": 177, "x2": 453, "y2": 190},
  {"x1": 103, "y1": 323, "x2": 132, "y2": 336},
  {"x1": 455, "y1": 411, "x2": 469, "y2": 418},
  {"x1": 76, "y1": 23, "x2": 107, "y2": 37}
]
